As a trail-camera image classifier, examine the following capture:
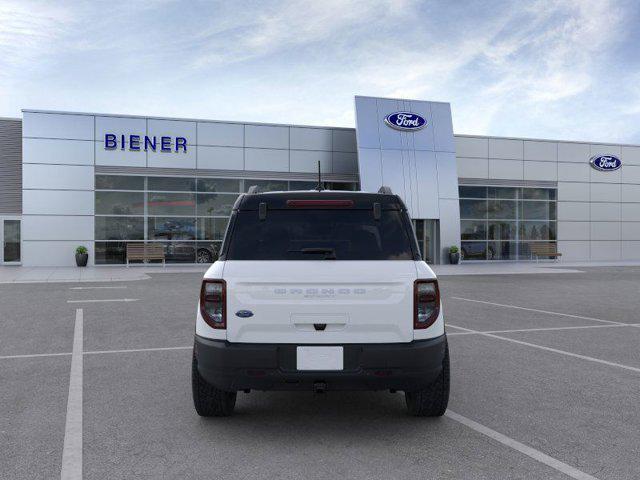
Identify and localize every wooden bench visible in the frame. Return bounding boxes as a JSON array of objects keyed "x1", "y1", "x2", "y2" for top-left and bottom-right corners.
[
  {"x1": 529, "y1": 243, "x2": 562, "y2": 262},
  {"x1": 126, "y1": 243, "x2": 165, "y2": 267}
]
